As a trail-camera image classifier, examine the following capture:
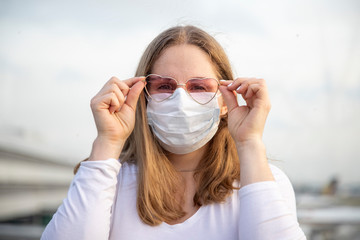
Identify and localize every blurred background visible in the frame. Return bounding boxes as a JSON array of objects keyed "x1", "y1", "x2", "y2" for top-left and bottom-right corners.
[{"x1": 0, "y1": 0, "x2": 359, "y2": 239}]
